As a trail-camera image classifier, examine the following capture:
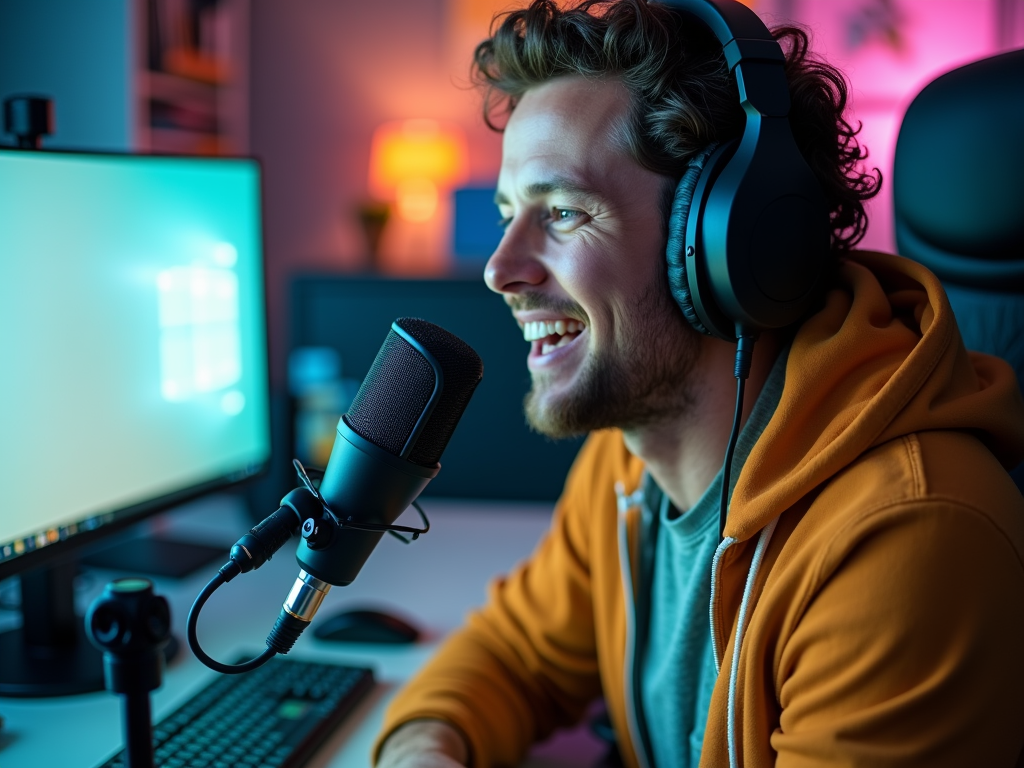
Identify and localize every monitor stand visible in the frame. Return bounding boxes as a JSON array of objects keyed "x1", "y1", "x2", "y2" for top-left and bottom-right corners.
[{"x1": 0, "y1": 559, "x2": 178, "y2": 698}]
